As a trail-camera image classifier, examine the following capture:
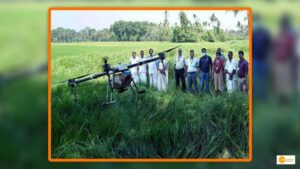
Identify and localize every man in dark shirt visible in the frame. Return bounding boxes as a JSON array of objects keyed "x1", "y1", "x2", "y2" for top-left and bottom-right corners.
[
  {"x1": 198, "y1": 48, "x2": 212, "y2": 93},
  {"x1": 238, "y1": 51, "x2": 248, "y2": 92},
  {"x1": 253, "y1": 14, "x2": 271, "y2": 100},
  {"x1": 174, "y1": 48, "x2": 186, "y2": 92}
]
